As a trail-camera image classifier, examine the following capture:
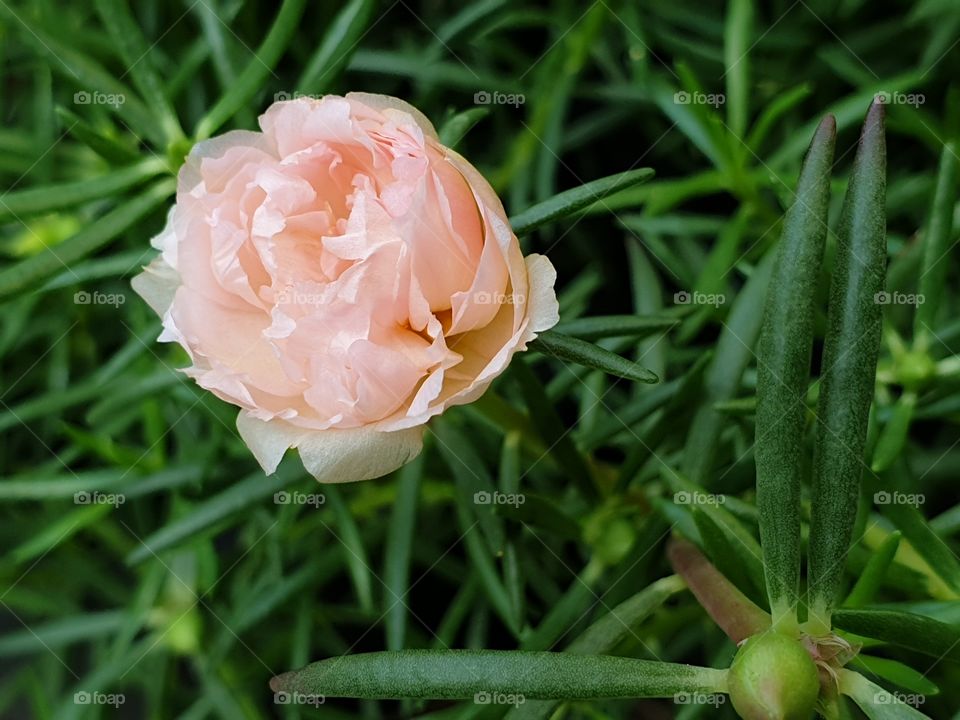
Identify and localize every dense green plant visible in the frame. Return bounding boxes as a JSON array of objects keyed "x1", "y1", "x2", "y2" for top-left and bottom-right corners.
[{"x1": 2, "y1": 1, "x2": 960, "y2": 719}]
